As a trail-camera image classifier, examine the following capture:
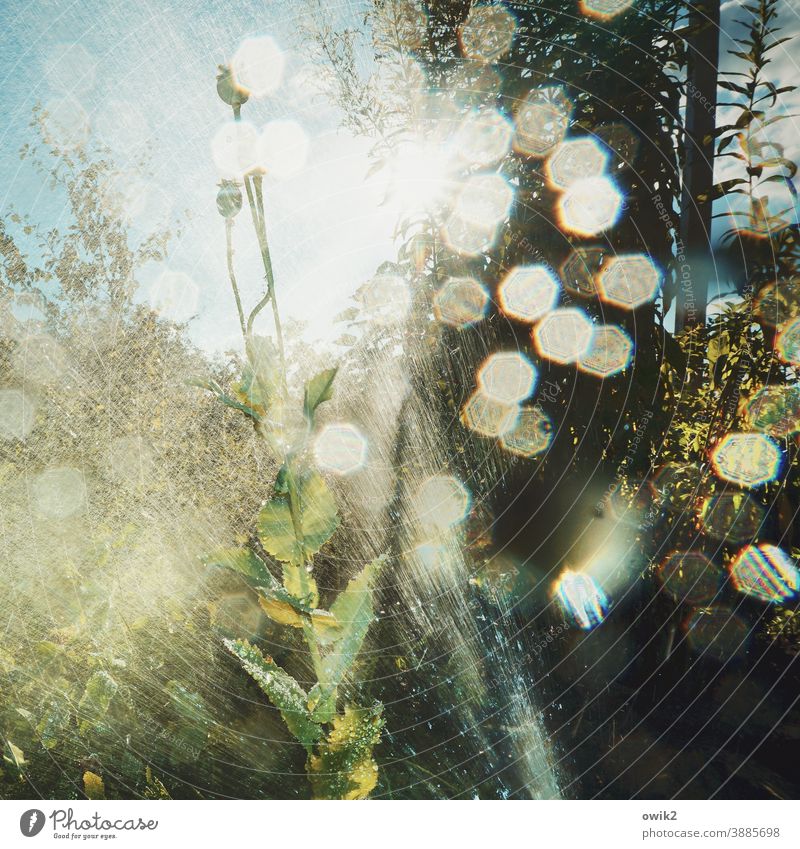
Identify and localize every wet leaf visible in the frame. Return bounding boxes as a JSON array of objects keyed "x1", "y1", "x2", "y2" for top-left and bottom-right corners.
[
  {"x1": 307, "y1": 703, "x2": 384, "y2": 799},
  {"x1": 224, "y1": 639, "x2": 322, "y2": 749},
  {"x1": 282, "y1": 563, "x2": 319, "y2": 608},
  {"x1": 203, "y1": 547, "x2": 274, "y2": 585},
  {"x1": 258, "y1": 596, "x2": 342, "y2": 641},
  {"x1": 308, "y1": 555, "x2": 385, "y2": 719}
]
